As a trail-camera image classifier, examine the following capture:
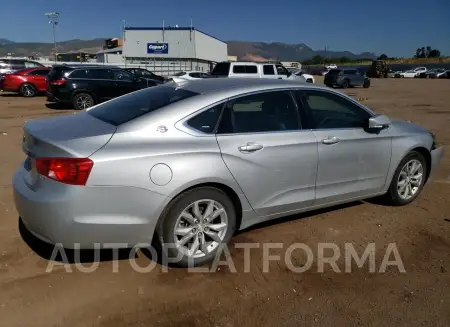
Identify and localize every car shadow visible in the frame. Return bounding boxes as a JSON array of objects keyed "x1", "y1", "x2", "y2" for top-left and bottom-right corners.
[
  {"x1": 18, "y1": 218, "x2": 135, "y2": 263},
  {"x1": 45, "y1": 102, "x2": 73, "y2": 110},
  {"x1": 0, "y1": 92, "x2": 21, "y2": 97}
]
